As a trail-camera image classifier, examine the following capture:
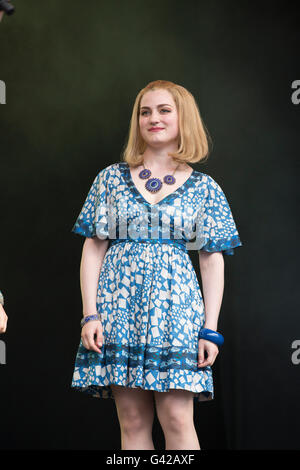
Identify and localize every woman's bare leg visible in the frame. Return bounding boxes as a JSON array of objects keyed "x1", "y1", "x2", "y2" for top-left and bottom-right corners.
[
  {"x1": 111, "y1": 384, "x2": 155, "y2": 450},
  {"x1": 154, "y1": 389, "x2": 200, "y2": 450}
]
